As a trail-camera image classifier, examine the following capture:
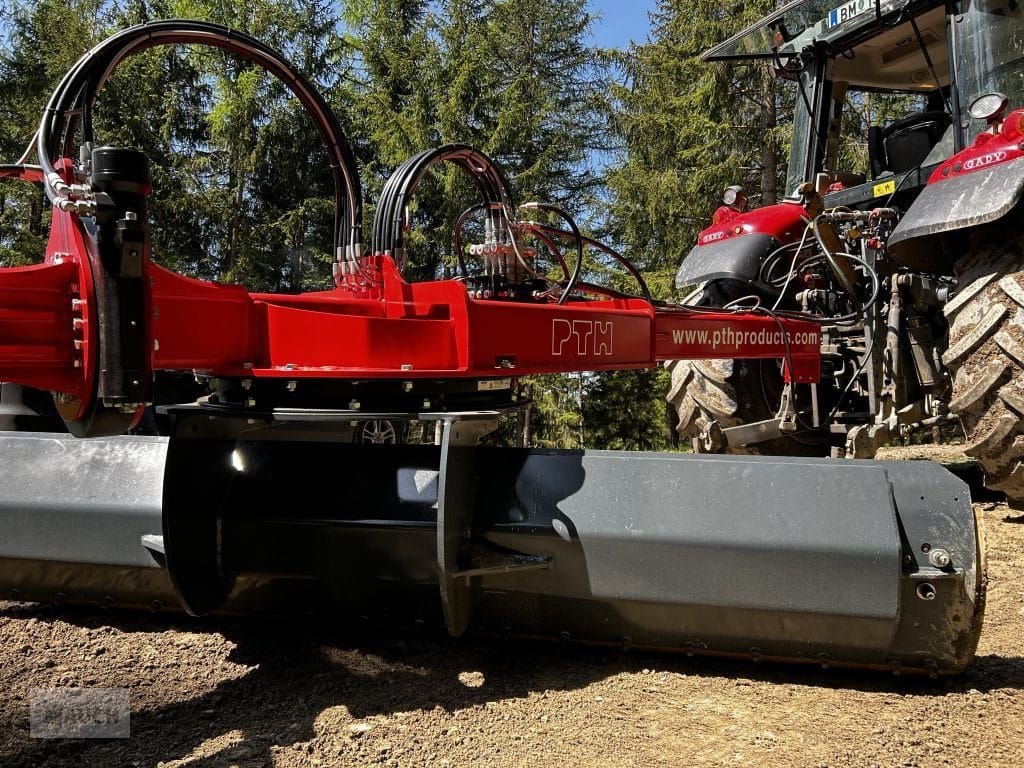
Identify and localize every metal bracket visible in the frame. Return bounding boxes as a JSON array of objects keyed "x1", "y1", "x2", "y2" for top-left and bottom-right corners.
[
  {"x1": 454, "y1": 543, "x2": 551, "y2": 579},
  {"x1": 722, "y1": 418, "x2": 784, "y2": 449},
  {"x1": 436, "y1": 414, "x2": 498, "y2": 637}
]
